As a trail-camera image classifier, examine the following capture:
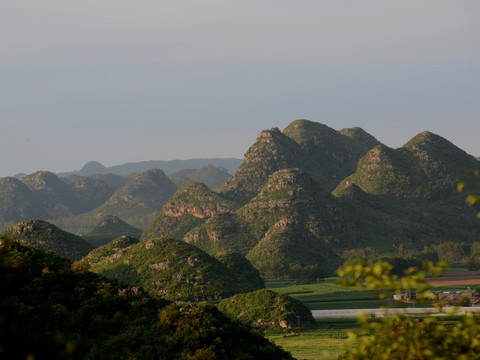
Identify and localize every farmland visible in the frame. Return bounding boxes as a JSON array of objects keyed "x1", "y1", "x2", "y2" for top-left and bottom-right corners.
[
  {"x1": 265, "y1": 269, "x2": 480, "y2": 359},
  {"x1": 266, "y1": 278, "x2": 394, "y2": 310},
  {"x1": 266, "y1": 318, "x2": 358, "y2": 360}
]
